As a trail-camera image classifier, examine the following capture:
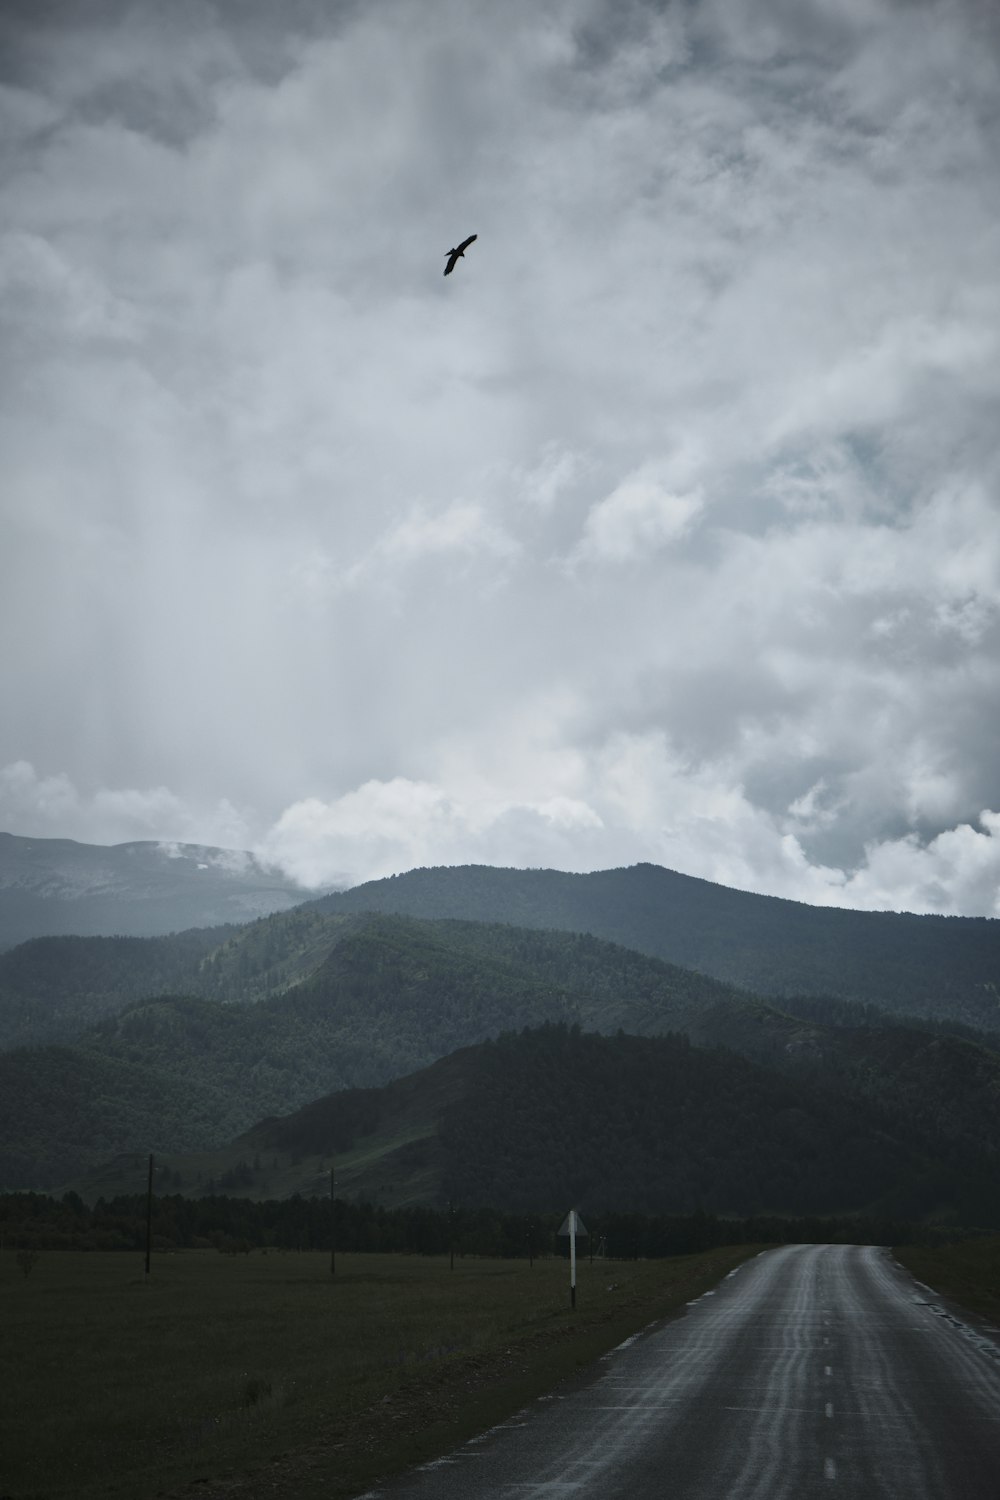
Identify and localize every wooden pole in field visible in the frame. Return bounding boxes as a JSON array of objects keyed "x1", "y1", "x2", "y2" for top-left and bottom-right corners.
[
  {"x1": 330, "y1": 1165, "x2": 336, "y2": 1278},
  {"x1": 145, "y1": 1153, "x2": 154, "y2": 1277}
]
